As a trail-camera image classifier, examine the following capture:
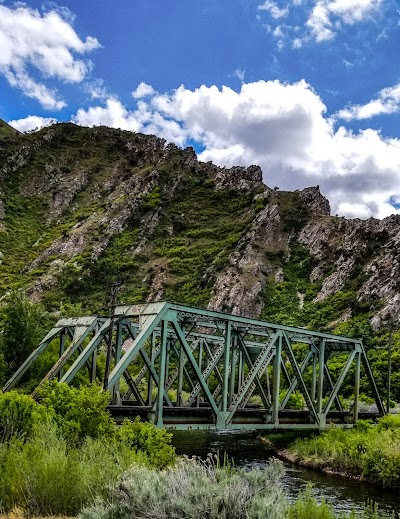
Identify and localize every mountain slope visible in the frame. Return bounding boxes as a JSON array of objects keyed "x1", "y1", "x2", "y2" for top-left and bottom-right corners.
[
  {"x1": 0, "y1": 123, "x2": 399, "y2": 332},
  {"x1": 0, "y1": 119, "x2": 19, "y2": 141}
]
